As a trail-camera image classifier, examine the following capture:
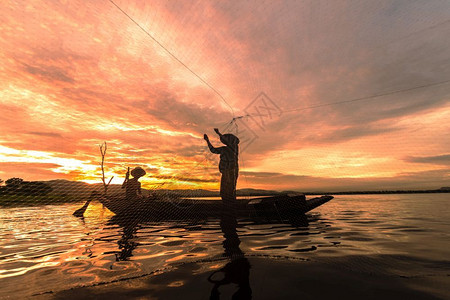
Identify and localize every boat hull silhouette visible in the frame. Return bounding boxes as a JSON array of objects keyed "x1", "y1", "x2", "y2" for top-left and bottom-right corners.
[{"x1": 99, "y1": 194, "x2": 333, "y2": 221}]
